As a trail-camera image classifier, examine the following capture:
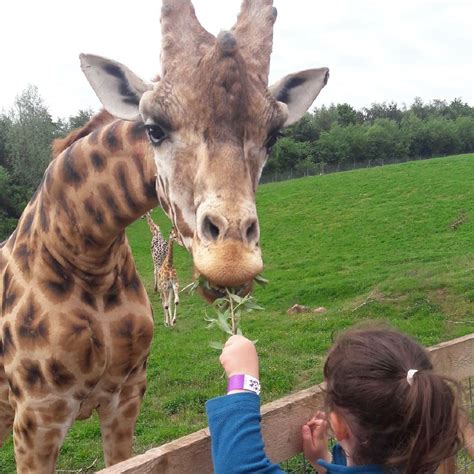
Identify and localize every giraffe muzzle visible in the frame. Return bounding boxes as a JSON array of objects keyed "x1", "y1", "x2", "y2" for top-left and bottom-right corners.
[{"x1": 192, "y1": 238, "x2": 263, "y2": 289}]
